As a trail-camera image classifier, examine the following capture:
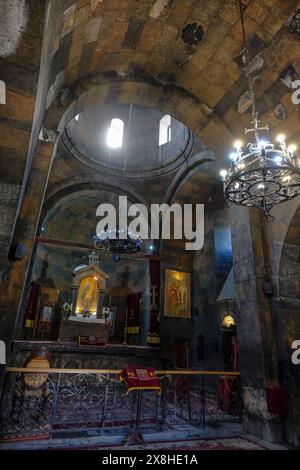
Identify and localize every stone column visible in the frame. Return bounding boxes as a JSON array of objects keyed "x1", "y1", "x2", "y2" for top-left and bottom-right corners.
[
  {"x1": 230, "y1": 206, "x2": 282, "y2": 442},
  {"x1": 0, "y1": 139, "x2": 55, "y2": 374},
  {"x1": 70, "y1": 286, "x2": 78, "y2": 316},
  {"x1": 0, "y1": 183, "x2": 21, "y2": 278},
  {"x1": 0, "y1": 0, "x2": 44, "y2": 280},
  {"x1": 97, "y1": 289, "x2": 106, "y2": 318}
]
